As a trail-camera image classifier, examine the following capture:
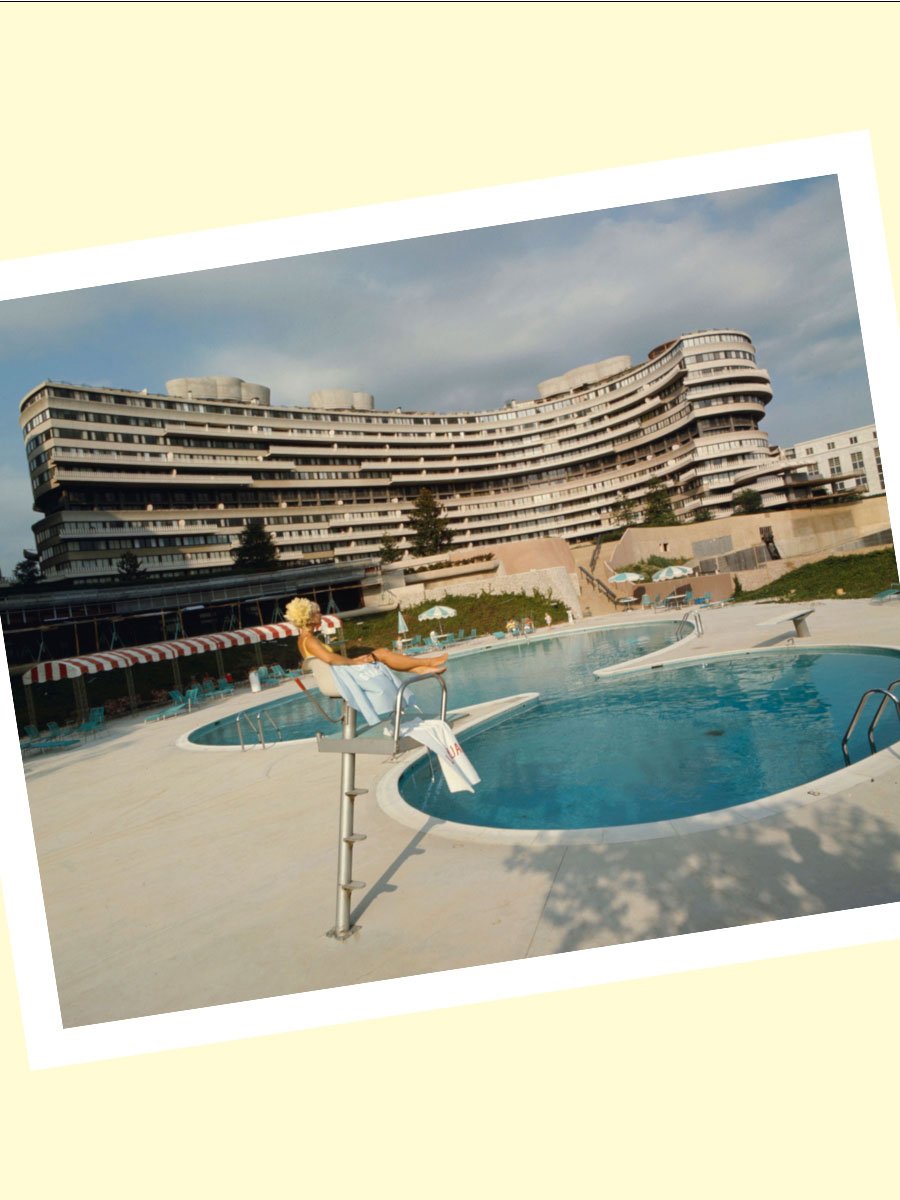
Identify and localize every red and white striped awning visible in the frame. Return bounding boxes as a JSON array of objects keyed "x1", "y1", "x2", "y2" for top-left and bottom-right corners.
[{"x1": 23, "y1": 621, "x2": 312, "y2": 685}]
